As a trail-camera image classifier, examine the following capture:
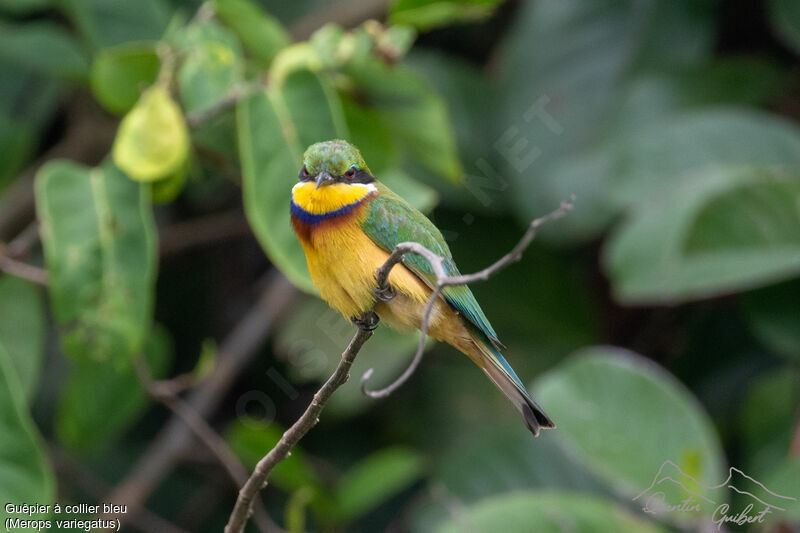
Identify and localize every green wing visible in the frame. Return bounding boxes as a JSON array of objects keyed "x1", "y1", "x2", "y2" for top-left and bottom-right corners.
[{"x1": 364, "y1": 182, "x2": 500, "y2": 345}]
